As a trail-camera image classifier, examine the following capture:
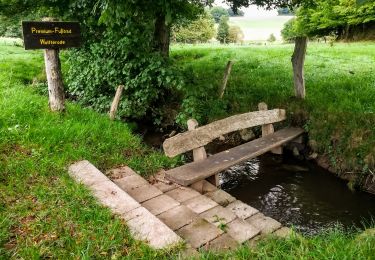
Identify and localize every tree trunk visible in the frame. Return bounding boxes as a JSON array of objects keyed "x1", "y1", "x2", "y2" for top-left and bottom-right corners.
[
  {"x1": 154, "y1": 13, "x2": 170, "y2": 58},
  {"x1": 291, "y1": 36, "x2": 307, "y2": 99}
]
